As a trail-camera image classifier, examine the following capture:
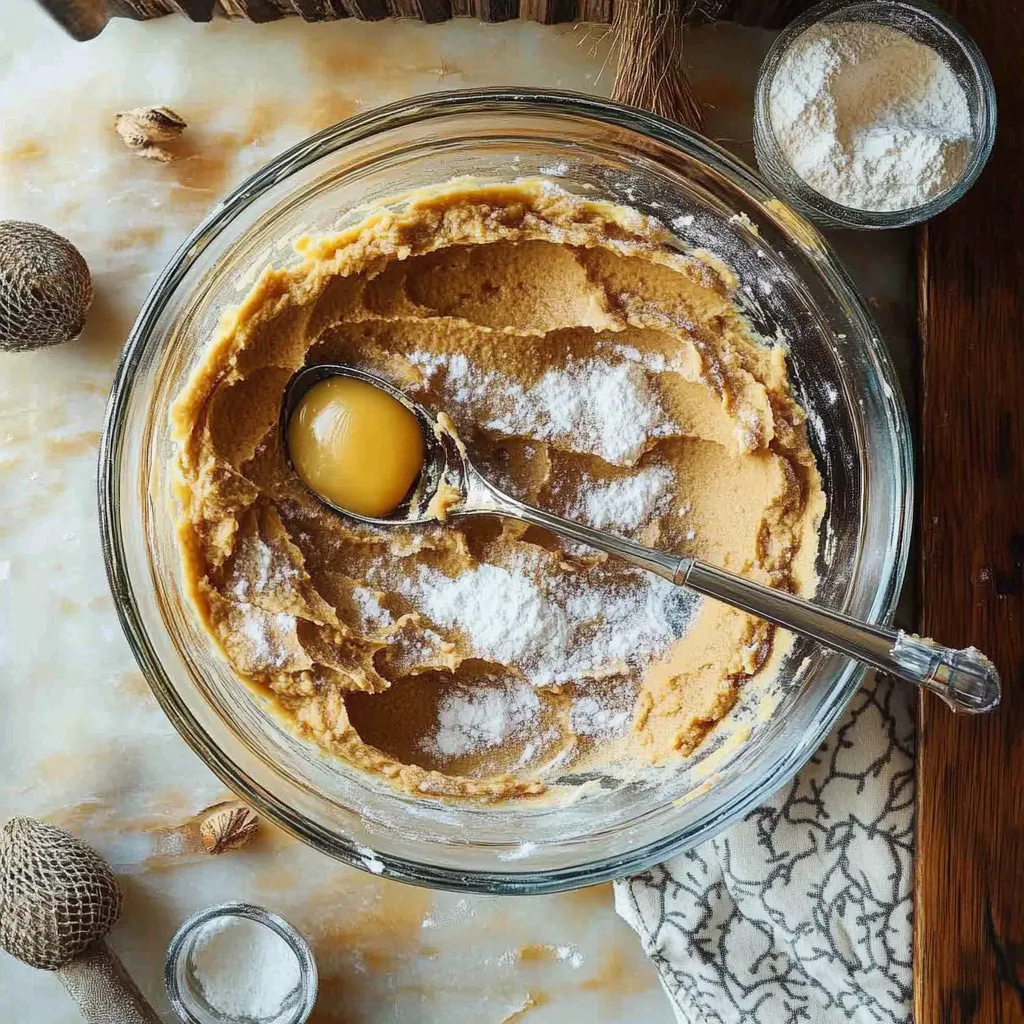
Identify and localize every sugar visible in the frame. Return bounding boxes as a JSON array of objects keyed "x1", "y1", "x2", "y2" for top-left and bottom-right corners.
[
  {"x1": 190, "y1": 916, "x2": 301, "y2": 1021},
  {"x1": 575, "y1": 465, "x2": 676, "y2": 532},
  {"x1": 426, "y1": 677, "x2": 540, "y2": 758},
  {"x1": 399, "y1": 550, "x2": 699, "y2": 687}
]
